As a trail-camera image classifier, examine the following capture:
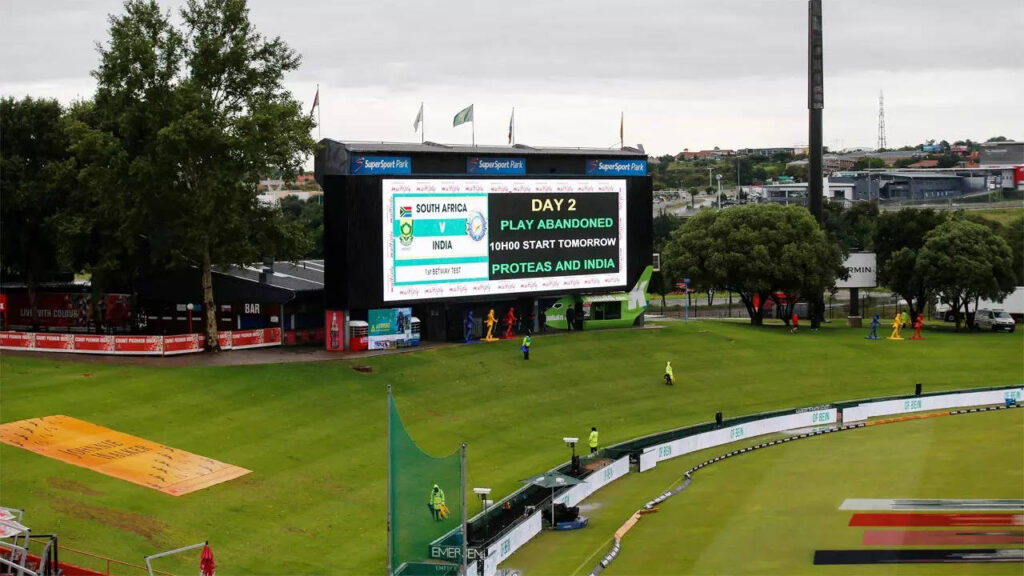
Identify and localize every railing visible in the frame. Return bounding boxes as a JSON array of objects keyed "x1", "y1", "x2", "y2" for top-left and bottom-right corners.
[{"x1": 25, "y1": 539, "x2": 173, "y2": 576}]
